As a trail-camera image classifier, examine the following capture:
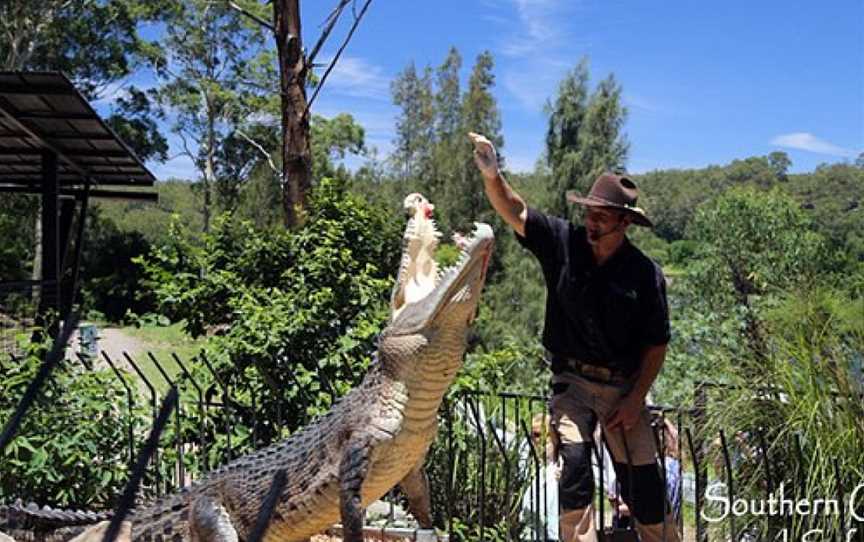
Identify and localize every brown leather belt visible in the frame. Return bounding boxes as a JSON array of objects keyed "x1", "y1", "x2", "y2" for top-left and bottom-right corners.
[{"x1": 552, "y1": 355, "x2": 631, "y2": 384}]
